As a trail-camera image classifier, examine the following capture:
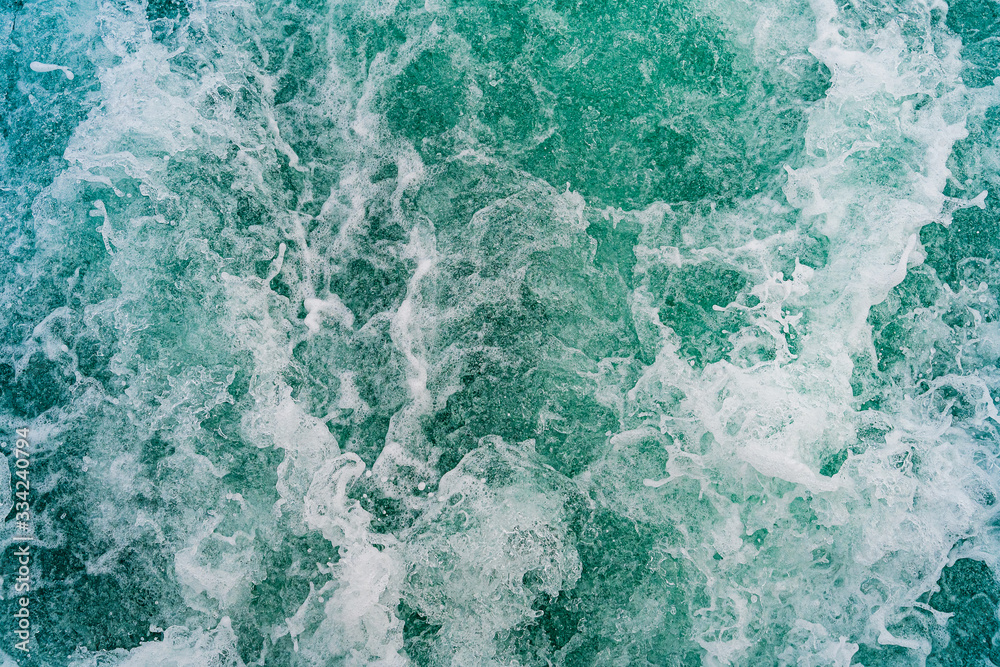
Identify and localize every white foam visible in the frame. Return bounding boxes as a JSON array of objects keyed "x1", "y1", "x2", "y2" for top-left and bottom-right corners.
[
  {"x1": 89, "y1": 200, "x2": 114, "y2": 255},
  {"x1": 68, "y1": 618, "x2": 246, "y2": 667},
  {"x1": 303, "y1": 295, "x2": 354, "y2": 333},
  {"x1": 300, "y1": 453, "x2": 407, "y2": 664},
  {"x1": 335, "y1": 371, "x2": 371, "y2": 423},
  {"x1": 402, "y1": 438, "x2": 581, "y2": 664},
  {"x1": 29, "y1": 60, "x2": 74, "y2": 80},
  {"x1": 173, "y1": 515, "x2": 263, "y2": 612}
]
